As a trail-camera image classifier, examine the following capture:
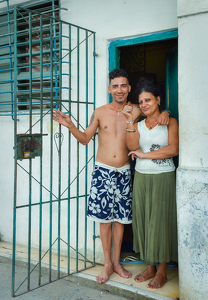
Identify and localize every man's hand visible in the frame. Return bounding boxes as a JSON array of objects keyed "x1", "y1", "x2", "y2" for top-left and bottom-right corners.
[
  {"x1": 157, "y1": 111, "x2": 170, "y2": 126},
  {"x1": 53, "y1": 109, "x2": 74, "y2": 129},
  {"x1": 122, "y1": 104, "x2": 134, "y2": 122}
]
